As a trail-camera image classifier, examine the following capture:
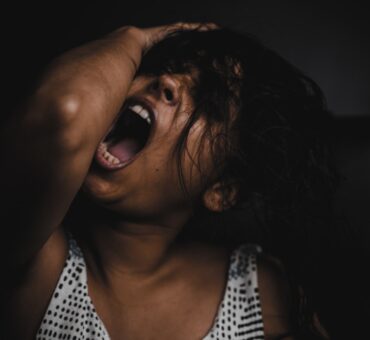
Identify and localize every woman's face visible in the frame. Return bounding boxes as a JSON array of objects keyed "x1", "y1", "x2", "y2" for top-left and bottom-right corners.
[{"x1": 82, "y1": 73, "x2": 218, "y2": 226}]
